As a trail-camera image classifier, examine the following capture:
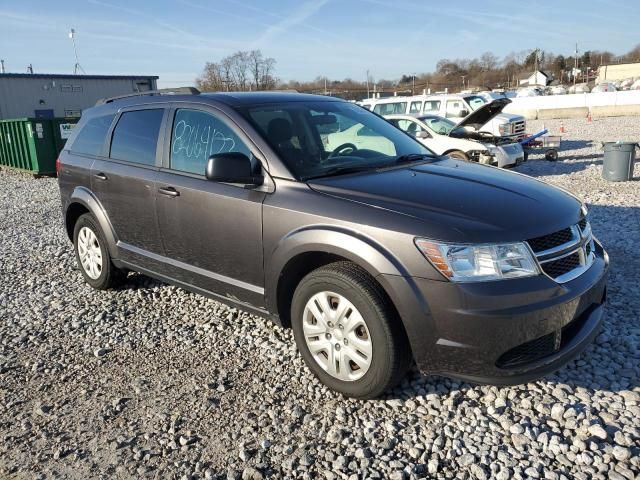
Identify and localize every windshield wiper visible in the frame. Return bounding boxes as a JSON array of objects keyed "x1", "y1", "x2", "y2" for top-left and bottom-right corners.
[
  {"x1": 392, "y1": 153, "x2": 437, "y2": 165},
  {"x1": 304, "y1": 164, "x2": 378, "y2": 181}
]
